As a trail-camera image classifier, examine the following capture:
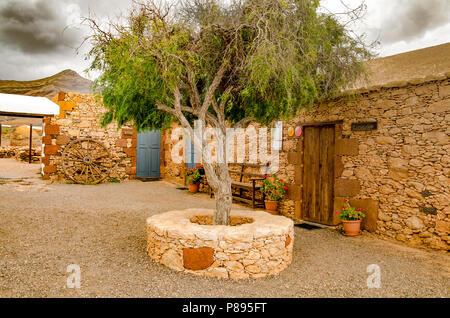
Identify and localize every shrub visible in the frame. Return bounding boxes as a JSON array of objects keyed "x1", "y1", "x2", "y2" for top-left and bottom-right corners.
[
  {"x1": 336, "y1": 200, "x2": 366, "y2": 221},
  {"x1": 262, "y1": 174, "x2": 288, "y2": 201},
  {"x1": 185, "y1": 165, "x2": 202, "y2": 184}
]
